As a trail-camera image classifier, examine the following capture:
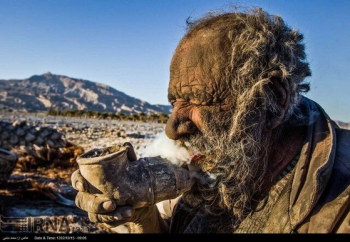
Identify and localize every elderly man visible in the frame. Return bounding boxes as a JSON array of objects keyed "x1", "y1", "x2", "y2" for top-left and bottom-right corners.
[{"x1": 72, "y1": 8, "x2": 350, "y2": 233}]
